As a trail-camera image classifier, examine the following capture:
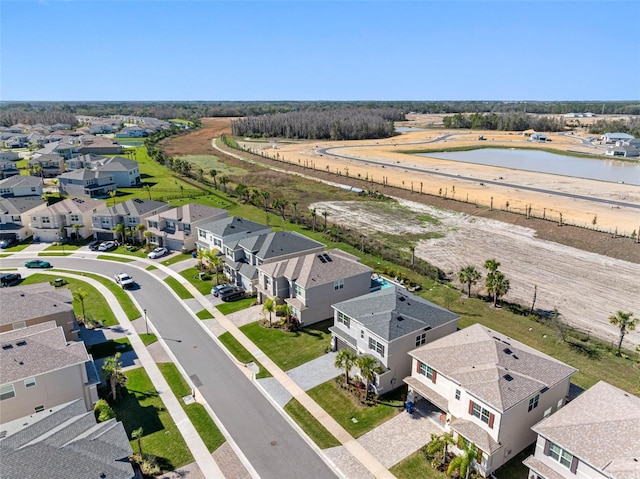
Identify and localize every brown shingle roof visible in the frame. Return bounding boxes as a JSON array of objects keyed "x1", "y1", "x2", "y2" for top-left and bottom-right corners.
[{"x1": 0, "y1": 283, "x2": 73, "y2": 326}]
